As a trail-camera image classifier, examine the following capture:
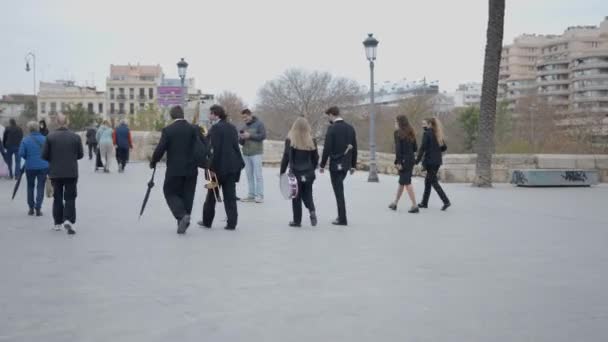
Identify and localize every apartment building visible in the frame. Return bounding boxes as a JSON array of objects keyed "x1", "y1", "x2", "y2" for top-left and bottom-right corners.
[
  {"x1": 451, "y1": 82, "x2": 482, "y2": 108},
  {"x1": 0, "y1": 94, "x2": 36, "y2": 122},
  {"x1": 106, "y1": 64, "x2": 163, "y2": 117},
  {"x1": 37, "y1": 81, "x2": 105, "y2": 119}
]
